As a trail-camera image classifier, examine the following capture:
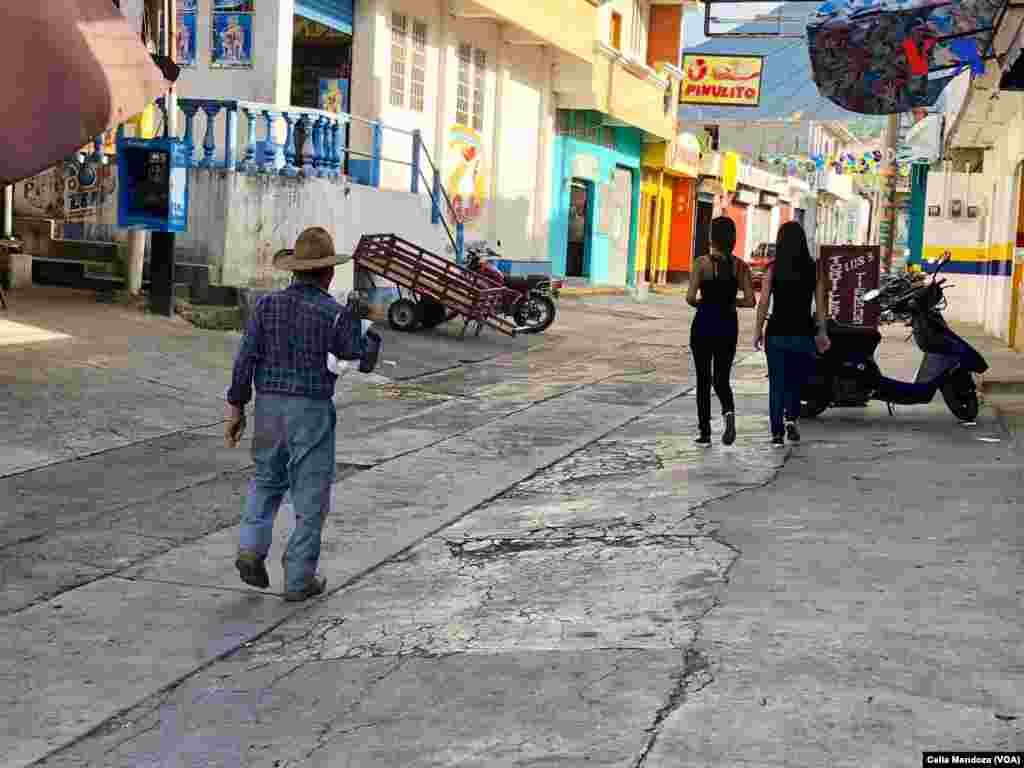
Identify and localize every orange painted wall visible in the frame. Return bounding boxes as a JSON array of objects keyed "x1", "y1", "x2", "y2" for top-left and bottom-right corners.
[
  {"x1": 647, "y1": 5, "x2": 682, "y2": 69},
  {"x1": 669, "y1": 177, "x2": 696, "y2": 273},
  {"x1": 727, "y1": 202, "x2": 748, "y2": 261}
]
